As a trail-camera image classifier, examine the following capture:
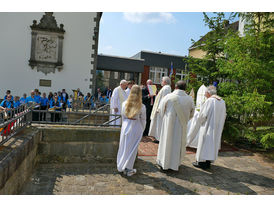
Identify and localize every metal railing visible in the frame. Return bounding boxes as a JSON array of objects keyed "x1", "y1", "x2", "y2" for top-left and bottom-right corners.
[
  {"x1": 0, "y1": 104, "x2": 32, "y2": 145},
  {"x1": 0, "y1": 101, "x2": 121, "y2": 145}
]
